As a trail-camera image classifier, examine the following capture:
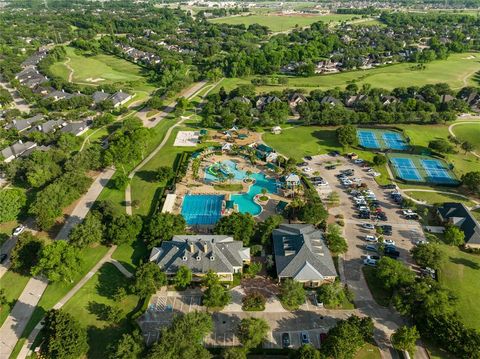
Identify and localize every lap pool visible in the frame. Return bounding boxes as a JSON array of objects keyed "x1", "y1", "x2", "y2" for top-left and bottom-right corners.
[{"x1": 181, "y1": 194, "x2": 224, "y2": 225}]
